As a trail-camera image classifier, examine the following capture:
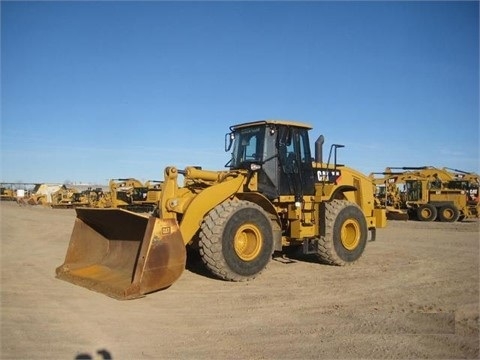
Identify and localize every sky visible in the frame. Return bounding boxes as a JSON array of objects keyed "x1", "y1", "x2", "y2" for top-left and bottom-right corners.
[{"x1": 1, "y1": 1, "x2": 479, "y2": 185}]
